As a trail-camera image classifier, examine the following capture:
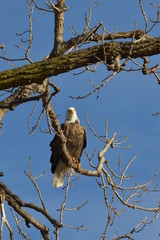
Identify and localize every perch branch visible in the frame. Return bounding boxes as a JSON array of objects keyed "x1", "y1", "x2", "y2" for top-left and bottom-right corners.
[{"x1": 48, "y1": 104, "x2": 115, "y2": 176}]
